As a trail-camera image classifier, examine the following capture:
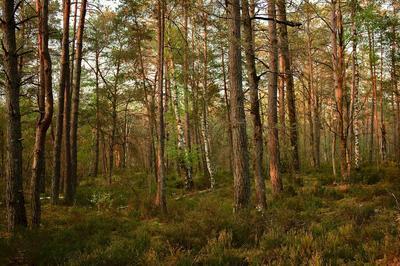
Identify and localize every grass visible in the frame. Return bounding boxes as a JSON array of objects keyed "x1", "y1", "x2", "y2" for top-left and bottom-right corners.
[{"x1": 1, "y1": 166, "x2": 400, "y2": 265}]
